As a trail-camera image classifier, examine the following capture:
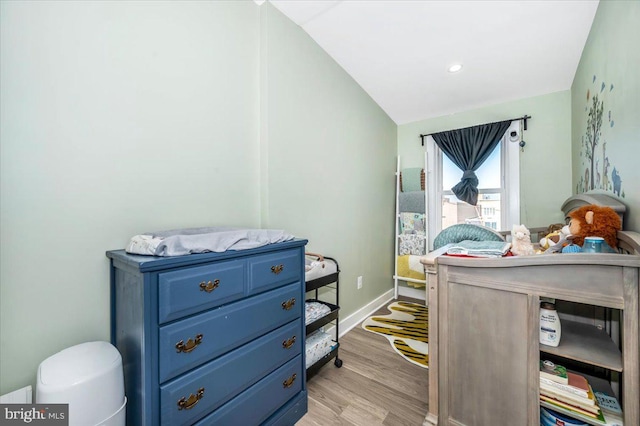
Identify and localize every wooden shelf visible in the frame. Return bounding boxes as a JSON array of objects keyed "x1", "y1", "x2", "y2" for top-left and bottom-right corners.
[{"x1": 540, "y1": 318, "x2": 622, "y2": 372}]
